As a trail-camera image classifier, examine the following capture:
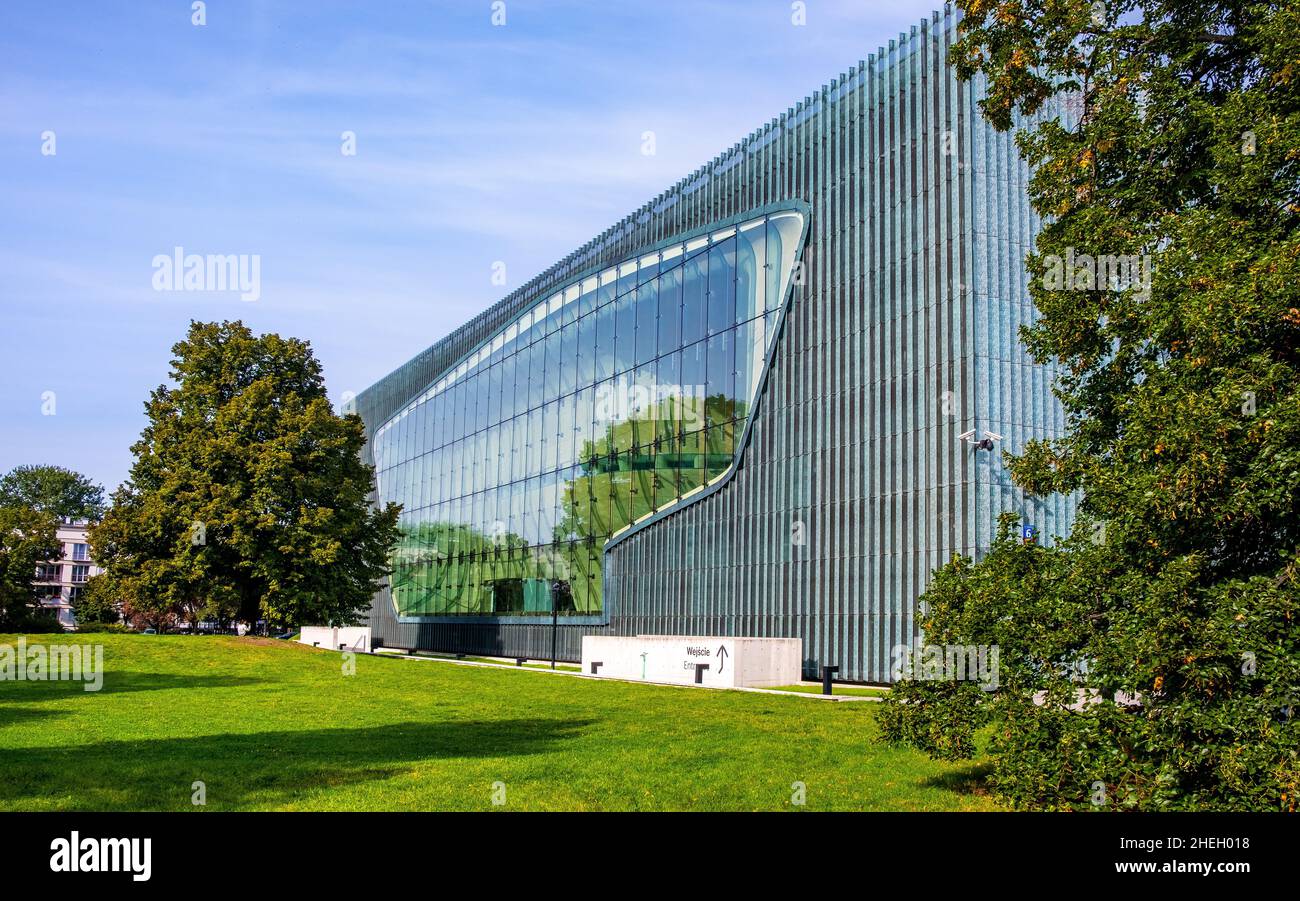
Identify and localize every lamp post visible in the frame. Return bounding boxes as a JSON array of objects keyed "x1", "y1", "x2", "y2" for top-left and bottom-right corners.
[{"x1": 551, "y1": 584, "x2": 559, "y2": 670}]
